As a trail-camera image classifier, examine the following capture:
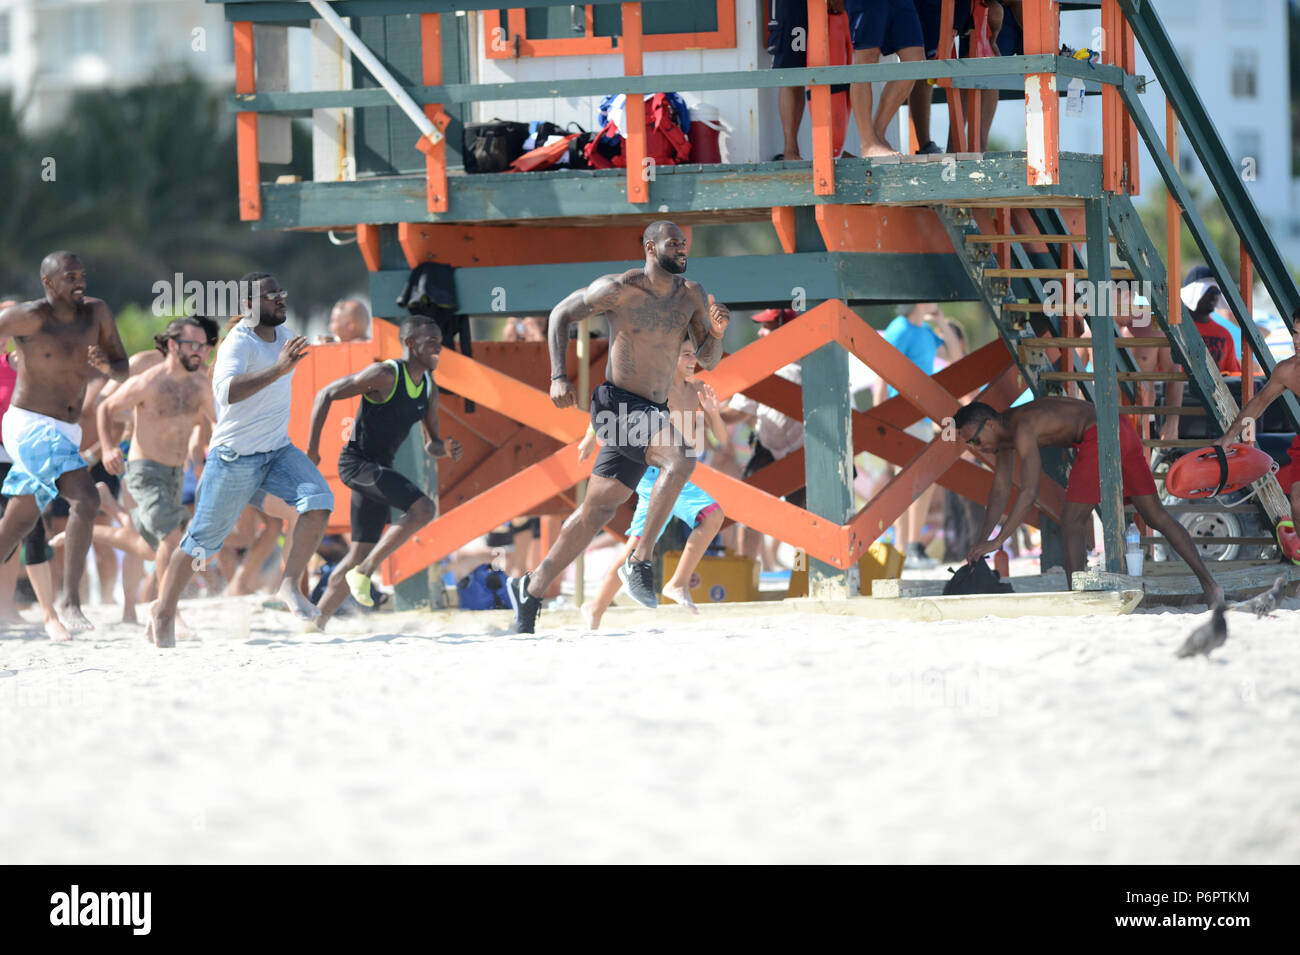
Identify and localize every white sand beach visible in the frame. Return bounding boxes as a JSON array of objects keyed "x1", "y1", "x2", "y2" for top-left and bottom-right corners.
[{"x1": 2, "y1": 590, "x2": 1299, "y2": 864}]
